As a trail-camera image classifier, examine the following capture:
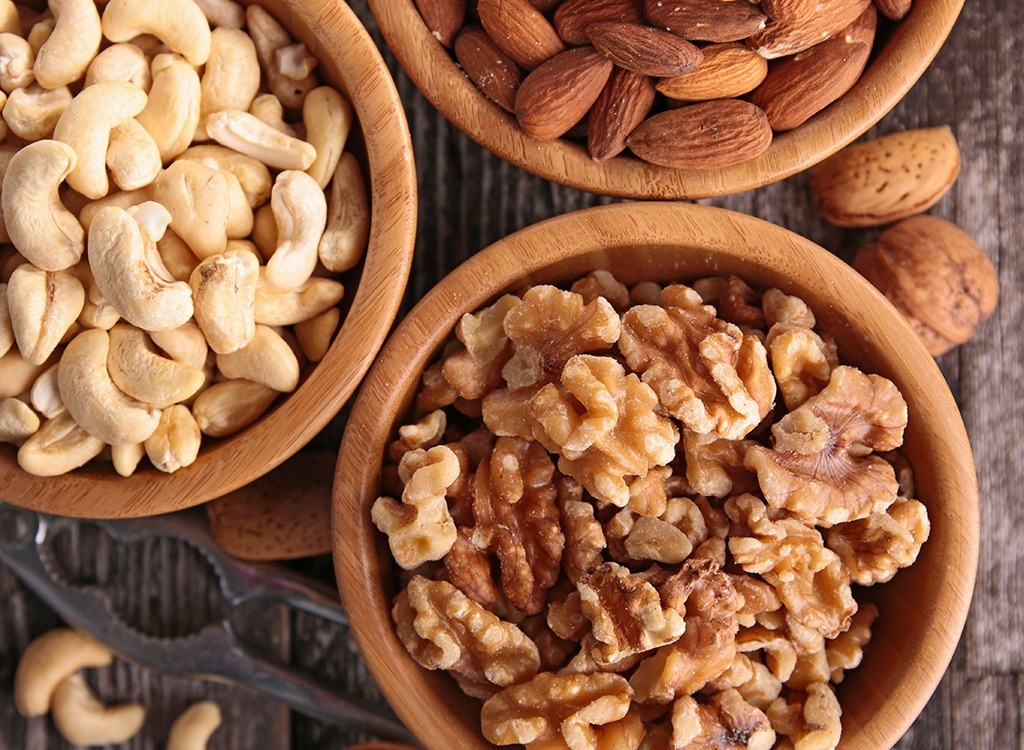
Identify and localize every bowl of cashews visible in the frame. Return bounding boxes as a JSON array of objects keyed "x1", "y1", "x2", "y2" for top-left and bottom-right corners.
[{"x1": 0, "y1": 0, "x2": 417, "y2": 517}]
